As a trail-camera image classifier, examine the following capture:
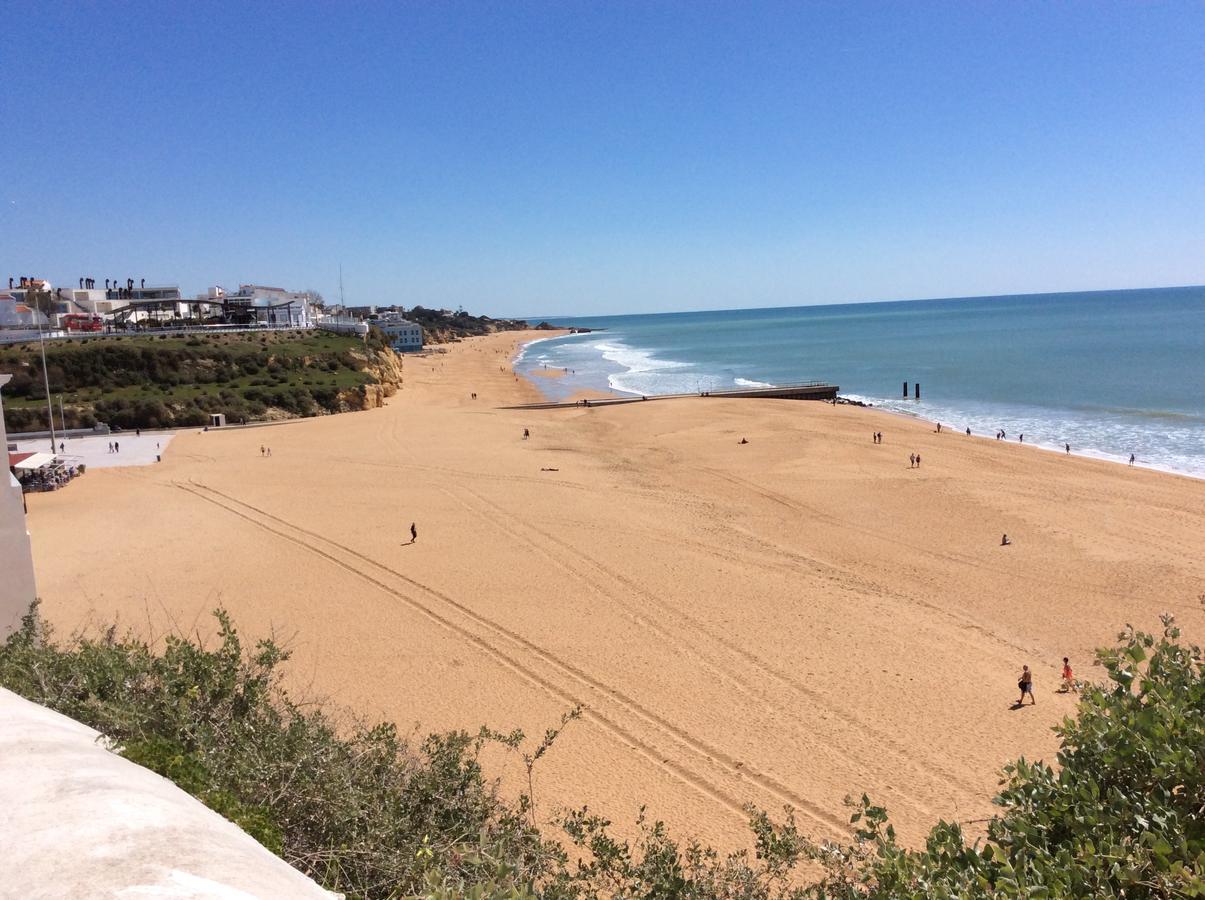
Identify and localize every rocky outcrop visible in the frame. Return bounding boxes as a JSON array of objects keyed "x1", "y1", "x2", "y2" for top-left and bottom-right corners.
[{"x1": 347, "y1": 346, "x2": 403, "y2": 410}]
